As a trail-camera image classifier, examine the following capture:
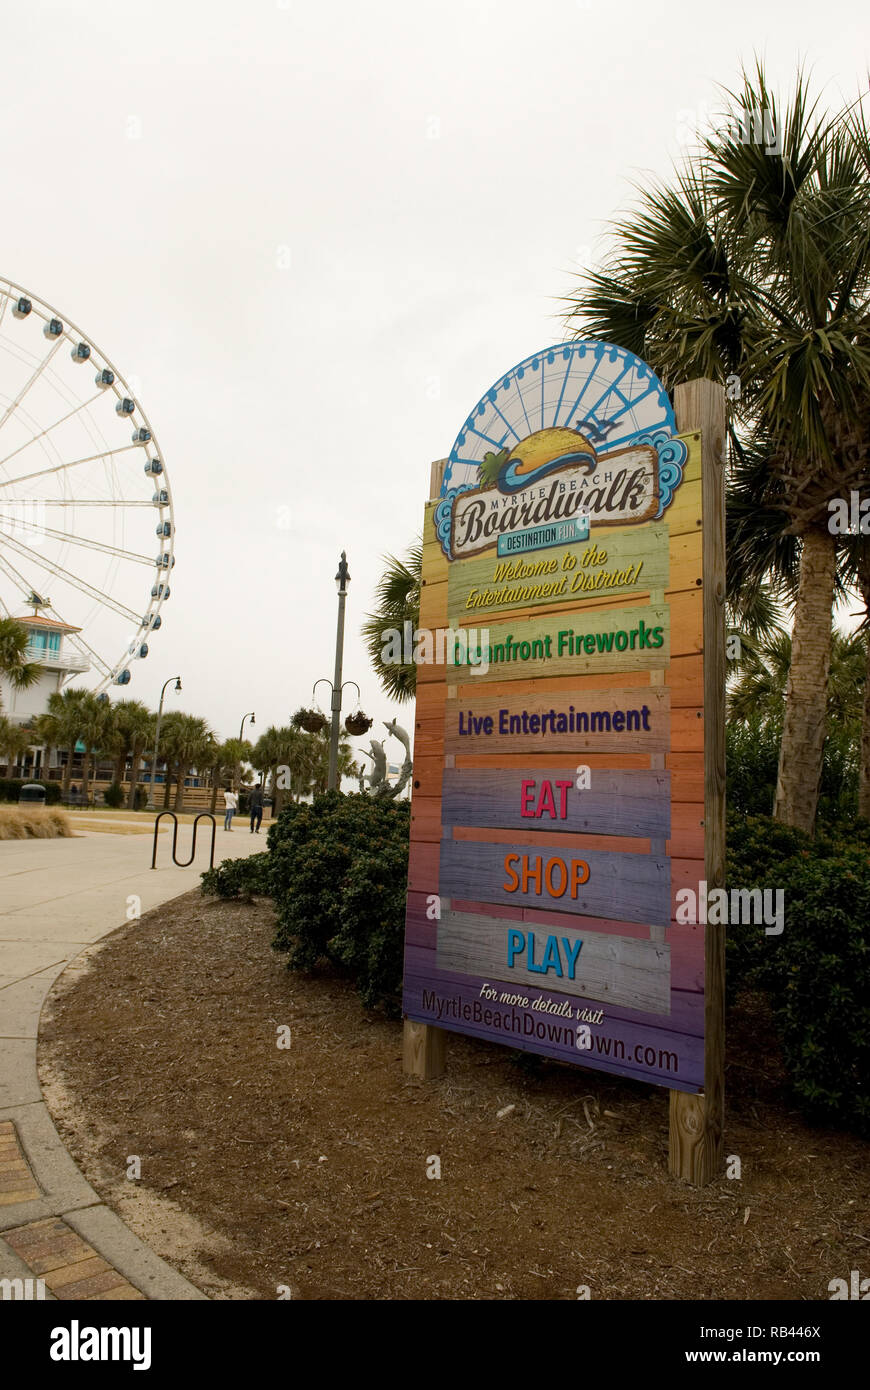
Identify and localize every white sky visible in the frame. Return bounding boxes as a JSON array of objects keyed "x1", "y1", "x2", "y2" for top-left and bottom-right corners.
[{"x1": 2, "y1": 0, "x2": 867, "y2": 752}]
